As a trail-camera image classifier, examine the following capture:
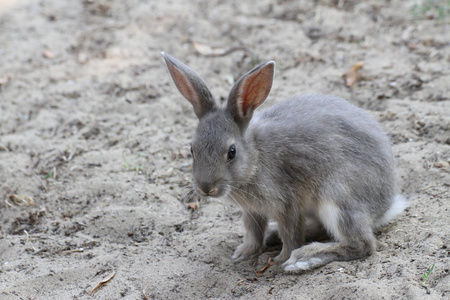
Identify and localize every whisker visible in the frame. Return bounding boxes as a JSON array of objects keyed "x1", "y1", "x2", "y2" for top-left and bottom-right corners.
[
  {"x1": 180, "y1": 188, "x2": 195, "y2": 204},
  {"x1": 227, "y1": 184, "x2": 292, "y2": 220},
  {"x1": 226, "y1": 190, "x2": 244, "y2": 209},
  {"x1": 226, "y1": 180, "x2": 281, "y2": 200},
  {"x1": 228, "y1": 190, "x2": 266, "y2": 235},
  {"x1": 227, "y1": 189, "x2": 266, "y2": 219},
  {"x1": 227, "y1": 185, "x2": 264, "y2": 206},
  {"x1": 169, "y1": 137, "x2": 190, "y2": 149}
]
